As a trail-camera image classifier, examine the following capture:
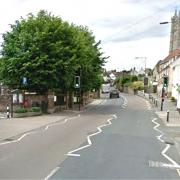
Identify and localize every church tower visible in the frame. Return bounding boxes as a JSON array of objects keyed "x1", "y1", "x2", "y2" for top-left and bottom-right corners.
[{"x1": 169, "y1": 10, "x2": 180, "y2": 52}]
